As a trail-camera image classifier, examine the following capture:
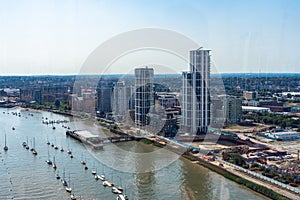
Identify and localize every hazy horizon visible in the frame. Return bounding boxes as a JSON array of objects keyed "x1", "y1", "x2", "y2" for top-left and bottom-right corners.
[{"x1": 1, "y1": 0, "x2": 300, "y2": 75}]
